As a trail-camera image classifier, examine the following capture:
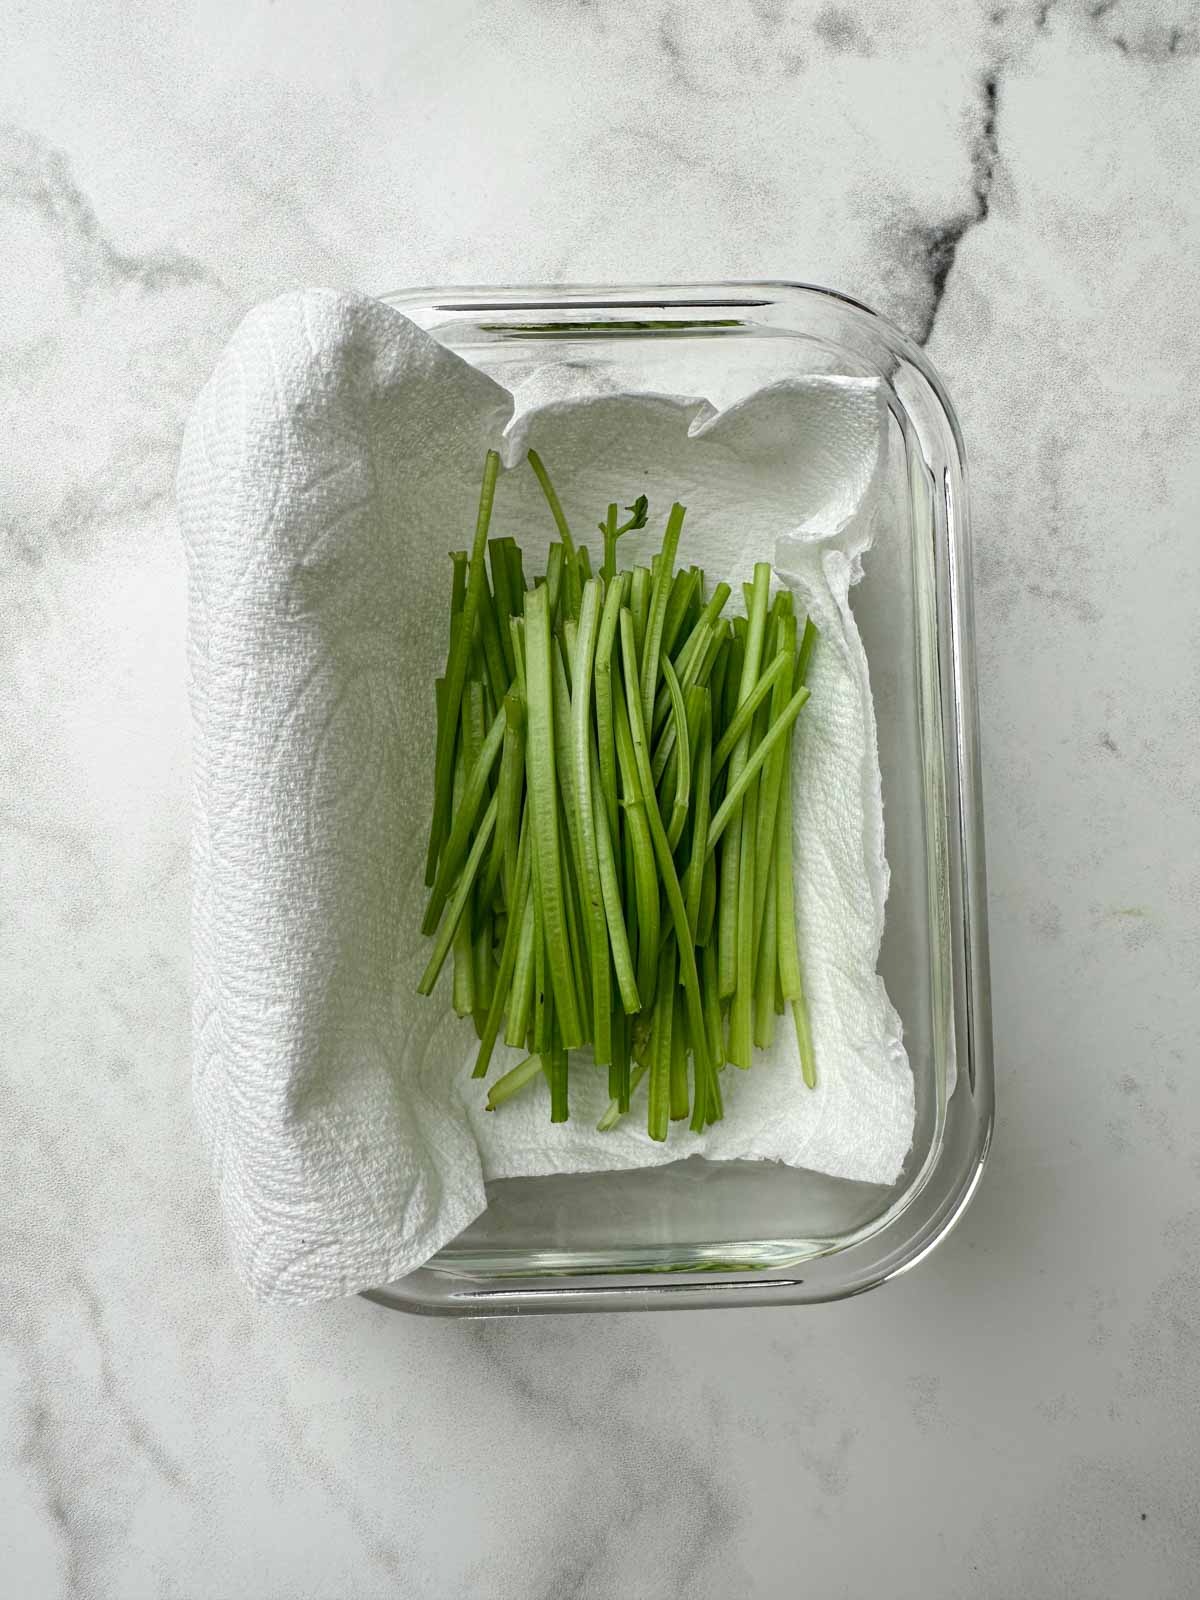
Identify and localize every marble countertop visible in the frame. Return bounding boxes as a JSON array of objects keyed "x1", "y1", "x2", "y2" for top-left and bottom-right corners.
[{"x1": 4, "y1": 2, "x2": 1199, "y2": 1595}]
